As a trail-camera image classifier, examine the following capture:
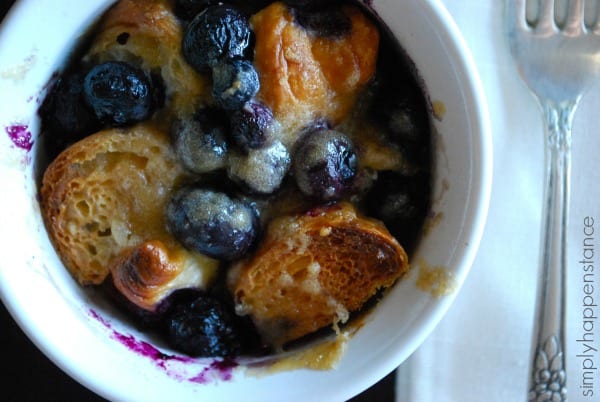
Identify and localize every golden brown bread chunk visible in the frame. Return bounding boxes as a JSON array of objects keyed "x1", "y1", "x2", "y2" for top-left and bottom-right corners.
[
  {"x1": 40, "y1": 124, "x2": 217, "y2": 286},
  {"x1": 111, "y1": 240, "x2": 218, "y2": 311},
  {"x1": 229, "y1": 202, "x2": 409, "y2": 348},
  {"x1": 85, "y1": 0, "x2": 209, "y2": 120},
  {"x1": 251, "y1": 2, "x2": 379, "y2": 143}
]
